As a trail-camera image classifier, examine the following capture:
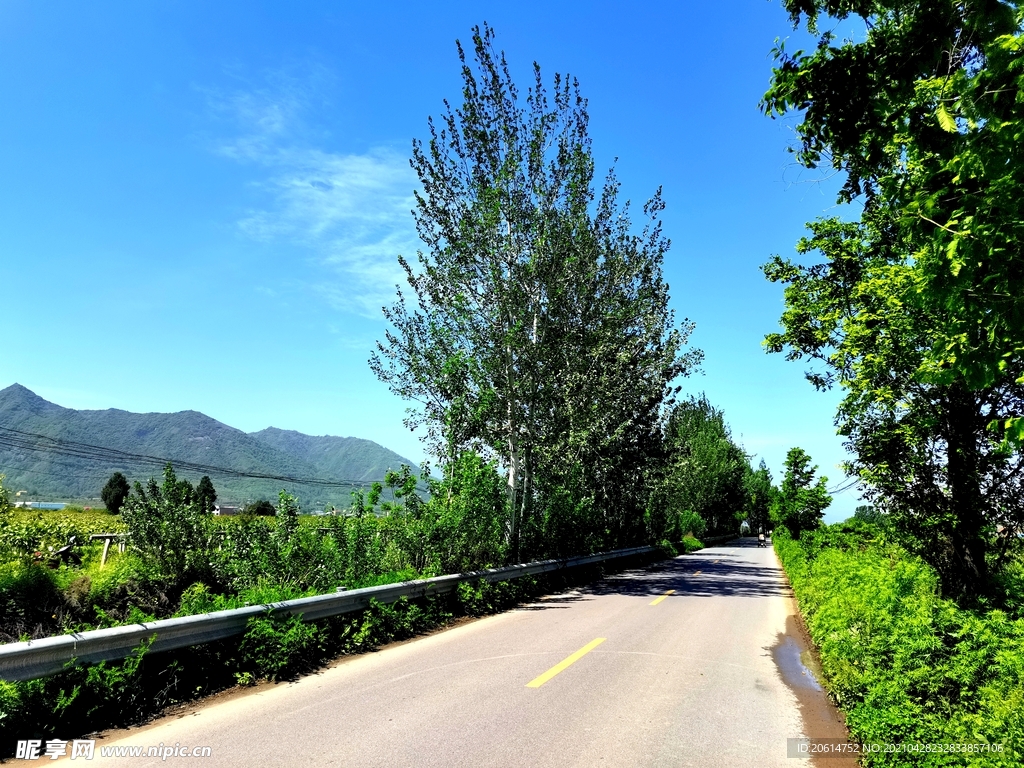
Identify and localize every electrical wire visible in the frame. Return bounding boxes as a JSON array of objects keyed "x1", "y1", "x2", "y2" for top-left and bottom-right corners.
[{"x1": 0, "y1": 425, "x2": 391, "y2": 488}]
